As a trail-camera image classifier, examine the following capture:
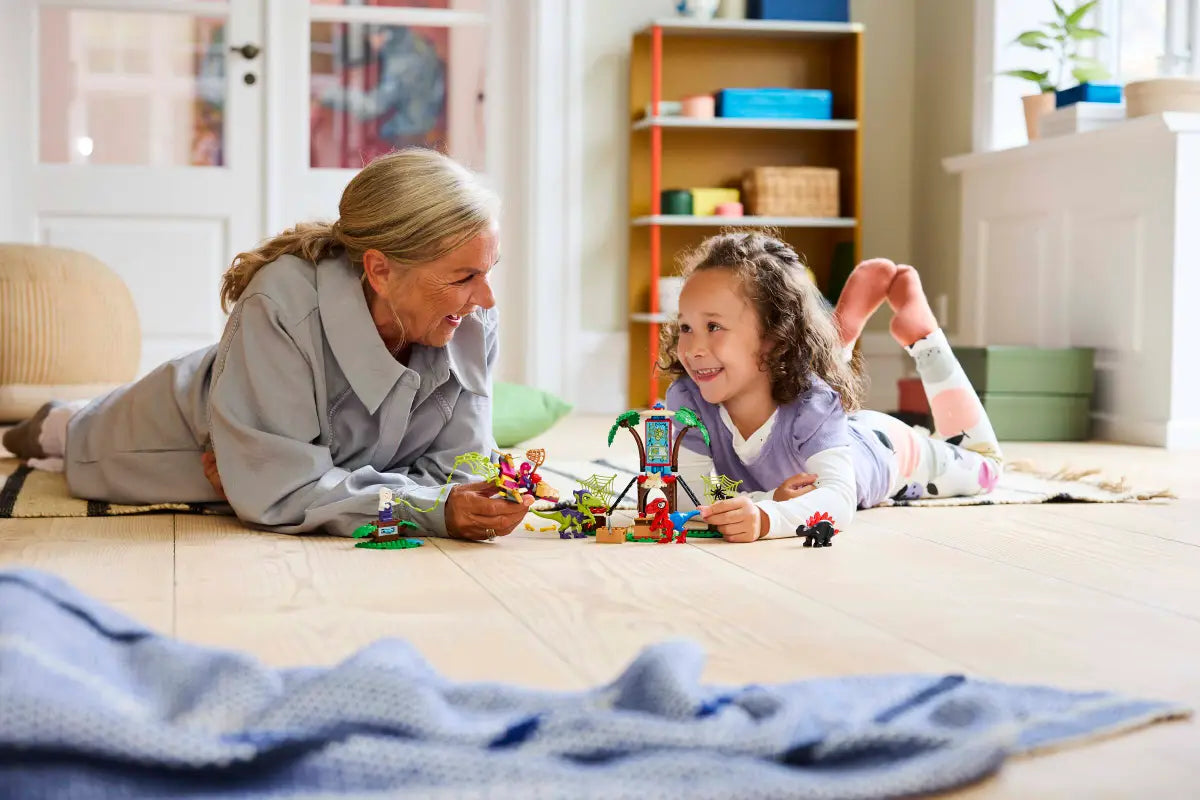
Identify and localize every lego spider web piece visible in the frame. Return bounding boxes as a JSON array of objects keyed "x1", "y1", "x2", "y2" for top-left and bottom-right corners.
[
  {"x1": 702, "y1": 474, "x2": 743, "y2": 503},
  {"x1": 579, "y1": 474, "x2": 617, "y2": 509}
]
